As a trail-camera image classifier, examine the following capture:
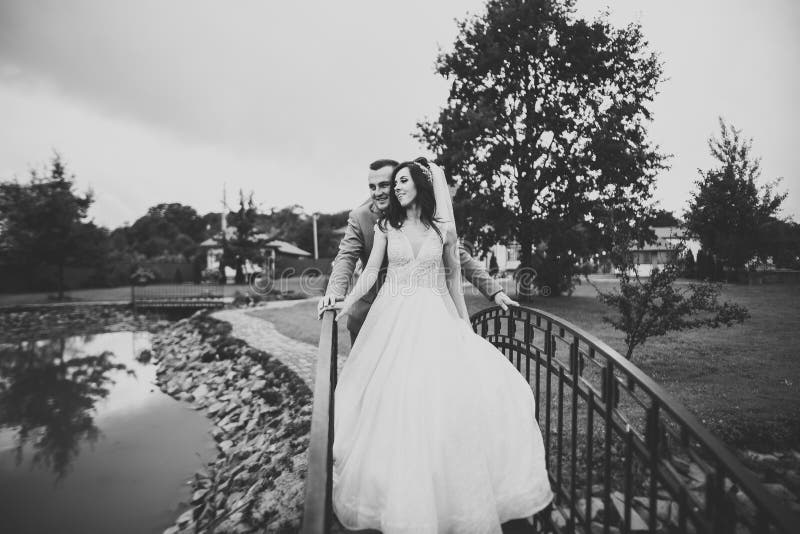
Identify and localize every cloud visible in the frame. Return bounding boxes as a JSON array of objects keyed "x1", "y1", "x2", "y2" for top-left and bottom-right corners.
[{"x1": 0, "y1": 0, "x2": 798, "y2": 227}]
